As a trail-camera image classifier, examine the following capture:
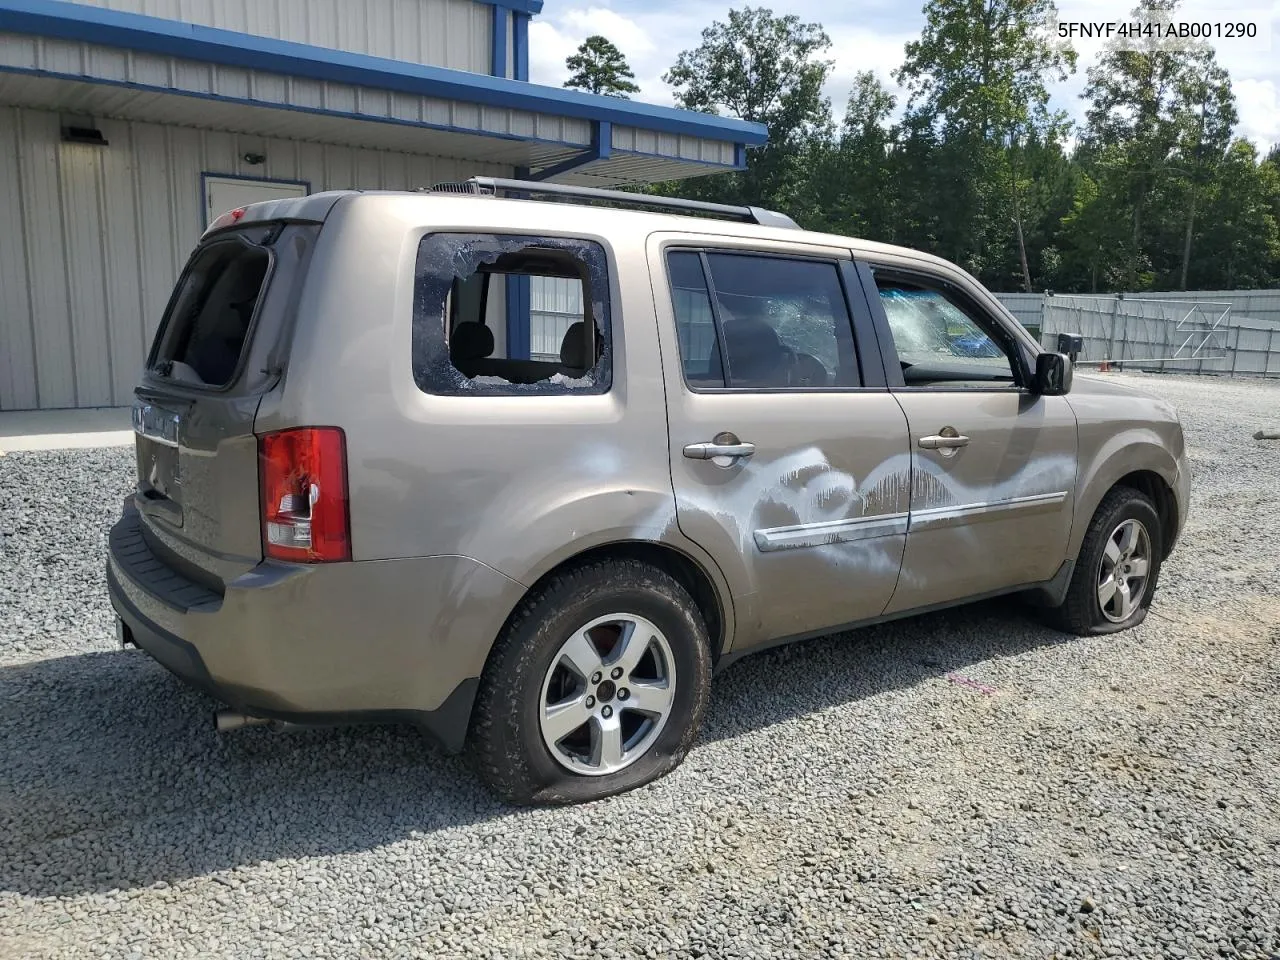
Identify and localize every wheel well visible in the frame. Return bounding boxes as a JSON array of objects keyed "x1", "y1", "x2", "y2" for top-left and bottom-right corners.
[
  {"x1": 1113, "y1": 470, "x2": 1179, "y2": 557},
  {"x1": 522, "y1": 542, "x2": 727, "y2": 662}
]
